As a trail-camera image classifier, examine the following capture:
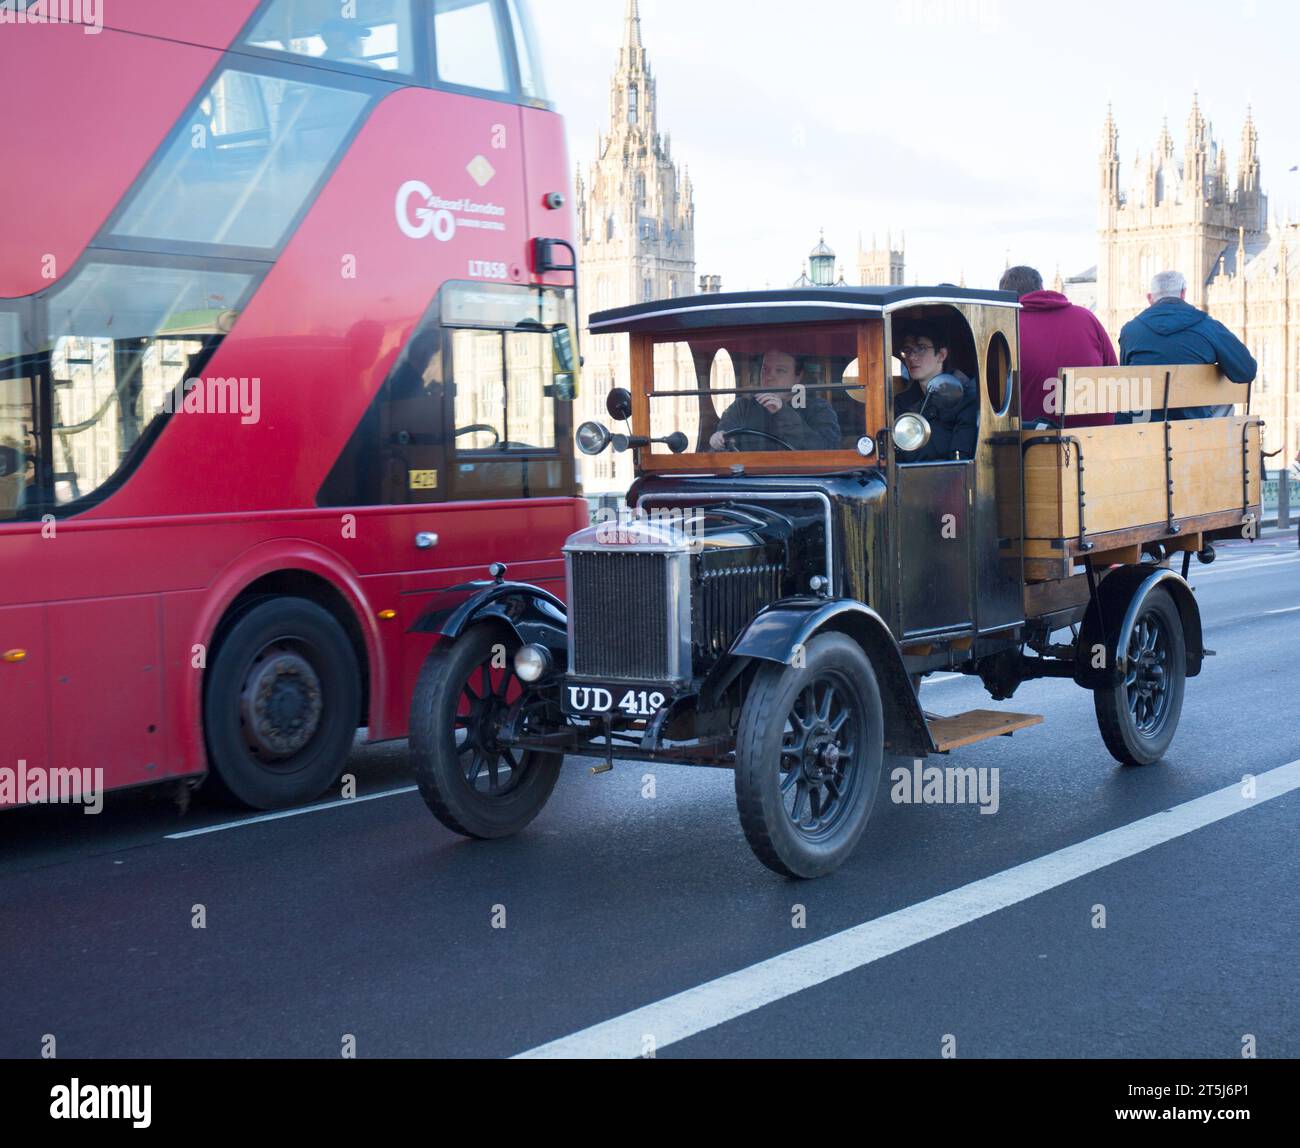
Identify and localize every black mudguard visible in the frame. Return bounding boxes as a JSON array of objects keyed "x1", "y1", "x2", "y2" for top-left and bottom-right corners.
[
  {"x1": 409, "y1": 580, "x2": 568, "y2": 656},
  {"x1": 706, "y1": 597, "x2": 934, "y2": 757},
  {"x1": 1074, "y1": 566, "x2": 1204, "y2": 689}
]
